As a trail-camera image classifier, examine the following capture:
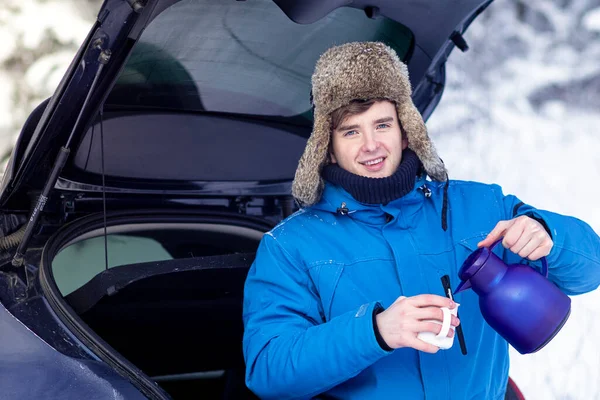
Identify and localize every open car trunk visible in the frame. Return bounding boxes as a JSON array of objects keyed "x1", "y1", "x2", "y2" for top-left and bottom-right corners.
[{"x1": 42, "y1": 210, "x2": 270, "y2": 399}]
